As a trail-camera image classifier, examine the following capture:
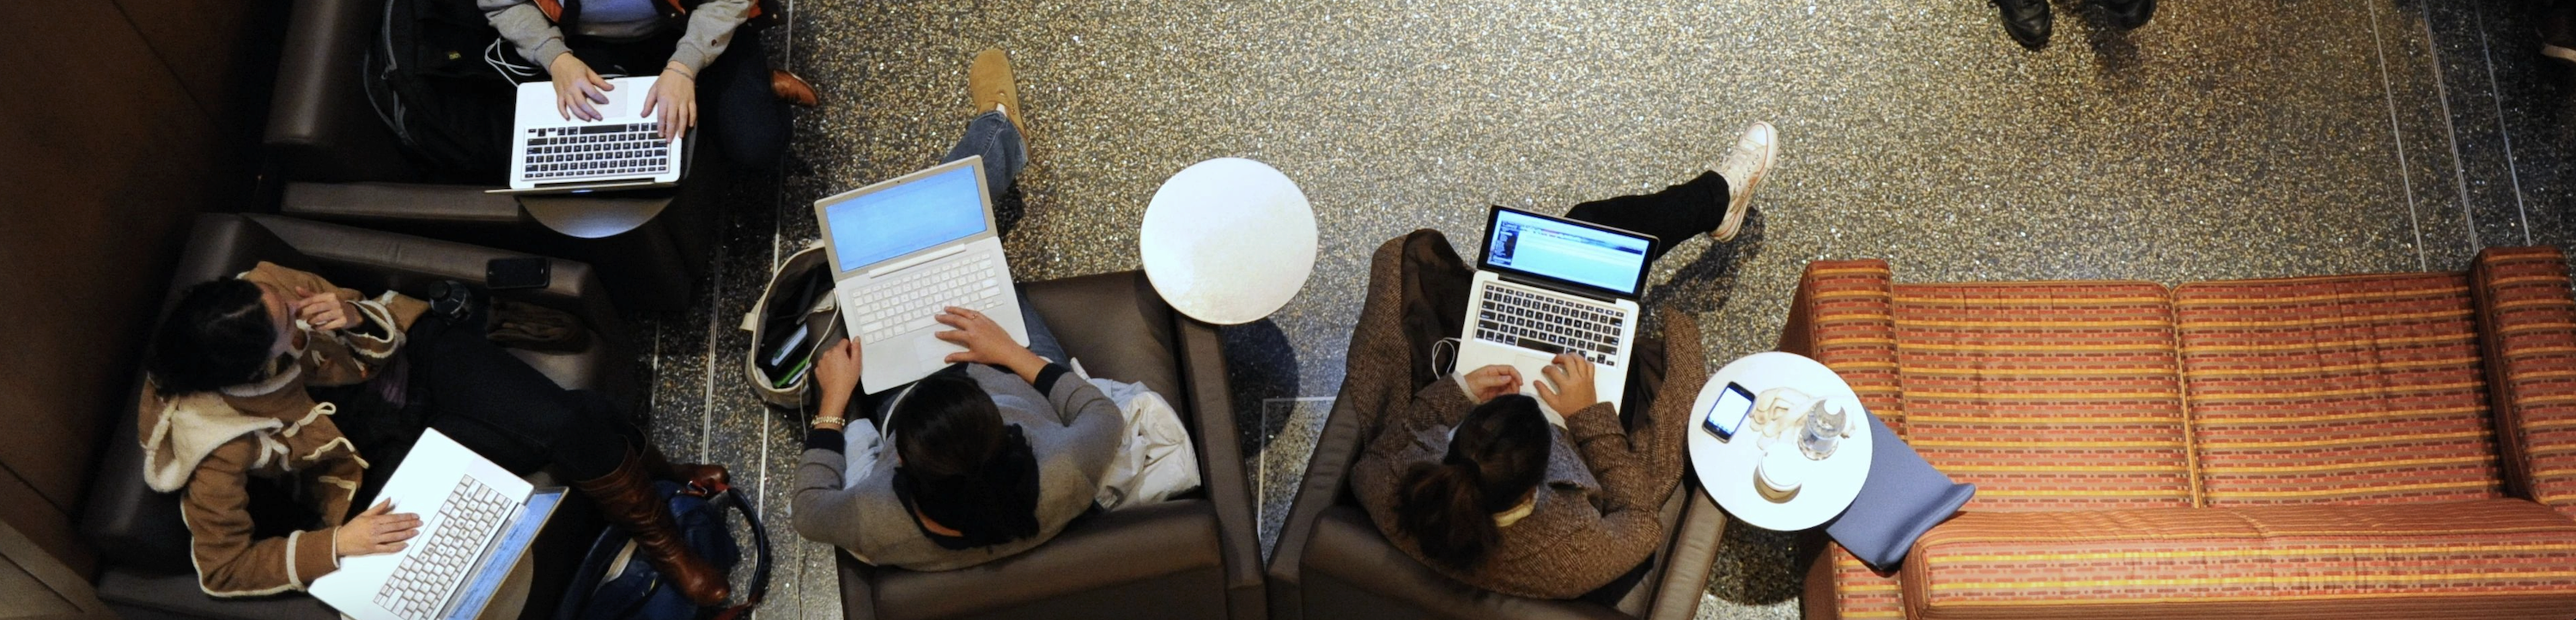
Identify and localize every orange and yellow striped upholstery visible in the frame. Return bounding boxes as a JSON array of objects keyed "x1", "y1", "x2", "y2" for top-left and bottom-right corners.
[
  {"x1": 1902, "y1": 499, "x2": 2576, "y2": 619},
  {"x1": 2174, "y1": 273, "x2": 2504, "y2": 507},
  {"x1": 1890, "y1": 282, "x2": 2197, "y2": 512},
  {"x1": 2475, "y1": 246, "x2": 2576, "y2": 520},
  {"x1": 1794, "y1": 261, "x2": 1908, "y2": 620}
]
